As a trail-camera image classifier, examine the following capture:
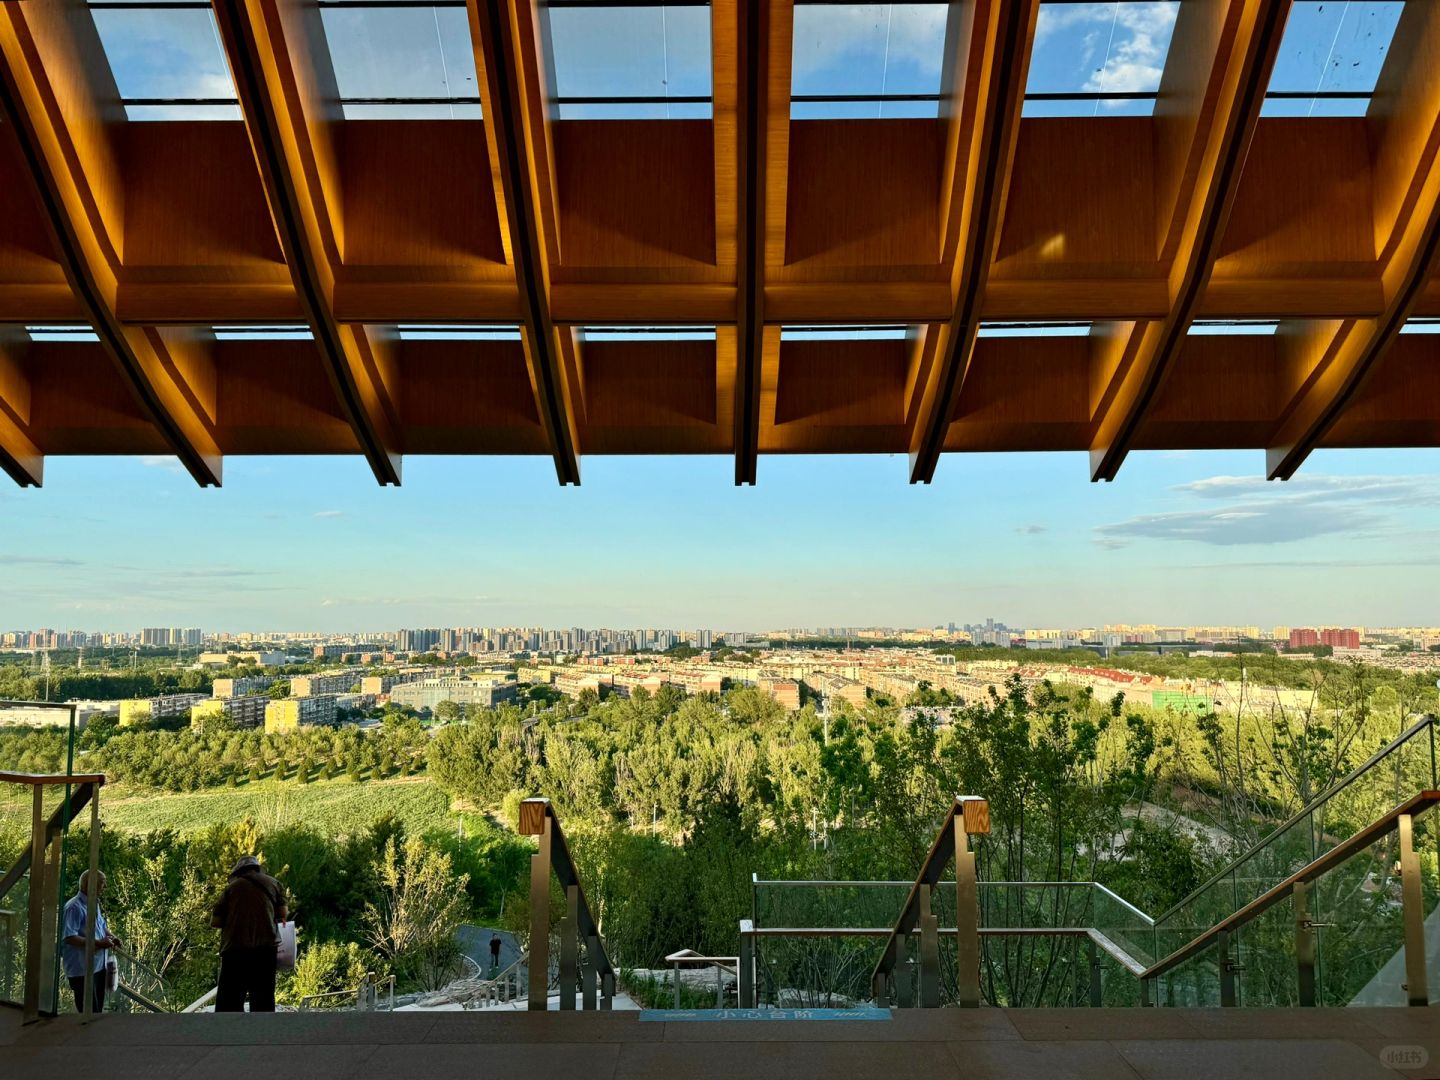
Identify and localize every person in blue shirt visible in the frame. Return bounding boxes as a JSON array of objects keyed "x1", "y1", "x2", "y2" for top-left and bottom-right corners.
[{"x1": 61, "y1": 869, "x2": 122, "y2": 1014}]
